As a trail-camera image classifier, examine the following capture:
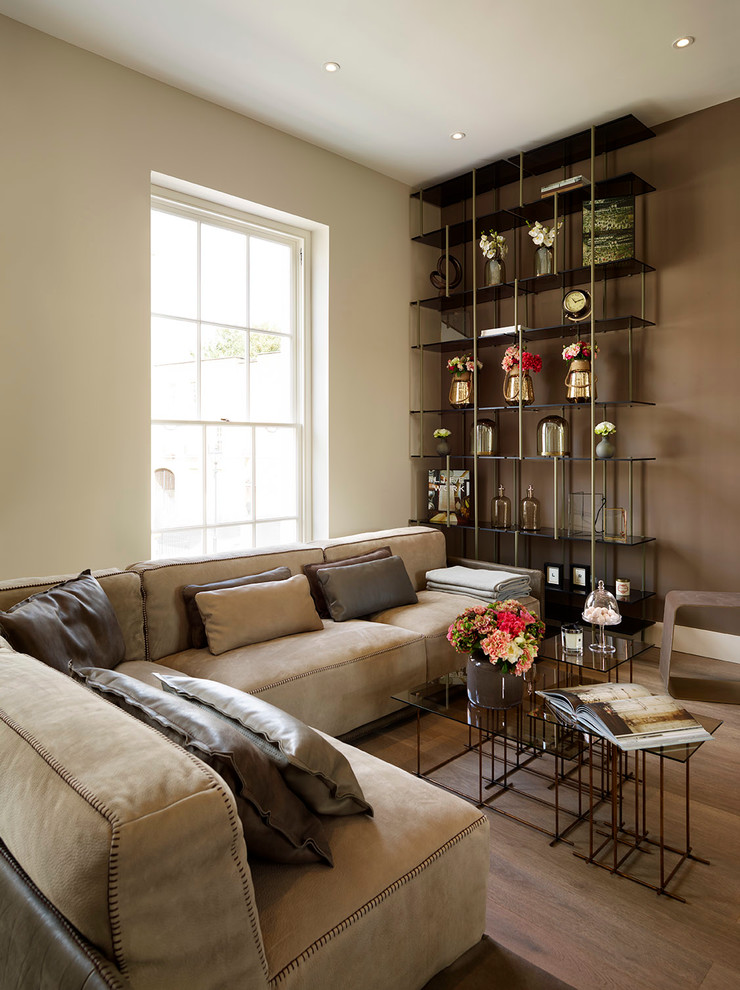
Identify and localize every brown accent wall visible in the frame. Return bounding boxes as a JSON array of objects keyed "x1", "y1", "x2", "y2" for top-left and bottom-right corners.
[{"x1": 426, "y1": 98, "x2": 740, "y2": 636}]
